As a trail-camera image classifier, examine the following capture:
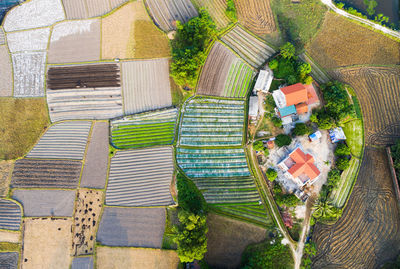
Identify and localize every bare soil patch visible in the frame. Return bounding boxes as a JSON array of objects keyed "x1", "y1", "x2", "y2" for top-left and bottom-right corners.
[
  {"x1": 96, "y1": 247, "x2": 179, "y2": 269},
  {"x1": 22, "y1": 218, "x2": 72, "y2": 269},
  {"x1": 307, "y1": 13, "x2": 400, "y2": 69},
  {"x1": 72, "y1": 189, "x2": 104, "y2": 256},
  {"x1": 0, "y1": 230, "x2": 20, "y2": 243},
  {"x1": 205, "y1": 213, "x2": 267, "y2": 269},
  {"x1": 0, "y1": 161, "x2": 13, "y2": 197},
  {"x1": 0, "y1": 46, "x2": 13, "y2": 97}
]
